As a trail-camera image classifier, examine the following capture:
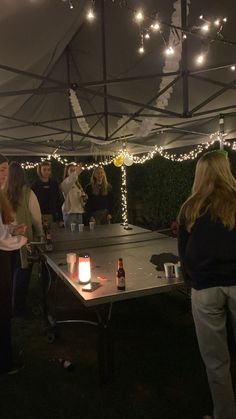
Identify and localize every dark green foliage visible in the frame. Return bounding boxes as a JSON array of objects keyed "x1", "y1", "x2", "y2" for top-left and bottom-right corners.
[{"x1": 127, "y1": 155, "x2": 195, "y2": 229}]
